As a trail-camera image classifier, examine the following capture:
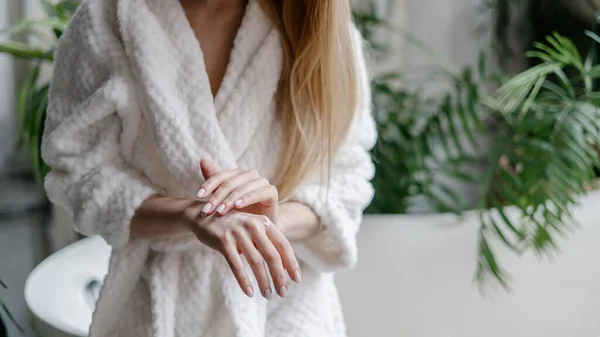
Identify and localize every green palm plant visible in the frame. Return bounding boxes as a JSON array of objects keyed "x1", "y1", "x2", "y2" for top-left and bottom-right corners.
[
  {"x1": 0, "y1": 278, "x2": 23, "y2": 336},
  {"x1": 354, "y1": 5, "x2": 600, "y2": 287},
  {"x1": 0, "y1": 0, "x2": 78, "y2": 184}
]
